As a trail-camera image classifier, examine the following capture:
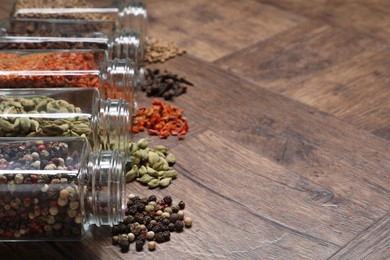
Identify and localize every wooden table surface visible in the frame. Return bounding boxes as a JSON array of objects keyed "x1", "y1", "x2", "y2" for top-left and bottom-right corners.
[{"x1": 0, "y1": 0, "x2": 389, "y2": 259}]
